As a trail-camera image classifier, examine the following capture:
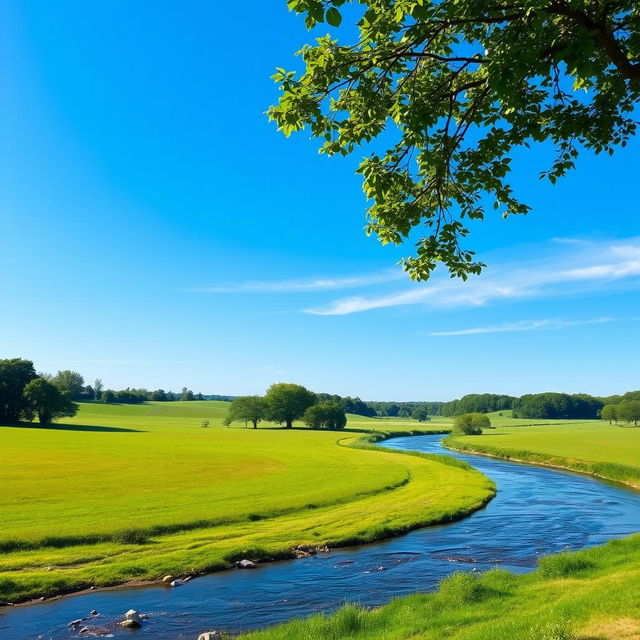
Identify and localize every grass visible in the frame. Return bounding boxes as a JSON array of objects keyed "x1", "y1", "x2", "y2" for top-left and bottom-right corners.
[
  {"x1": 0, "y1": 402, "x2": 494, "y2": 602},
  {"x1": 445, "y1": 420, "x2": 640, "y2": 489}
]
